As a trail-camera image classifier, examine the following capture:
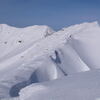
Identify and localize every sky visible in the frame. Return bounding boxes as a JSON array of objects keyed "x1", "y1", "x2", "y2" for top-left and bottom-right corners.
[{"x1": 0, "y1": 0, "x2": 100, "y2": 30}]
